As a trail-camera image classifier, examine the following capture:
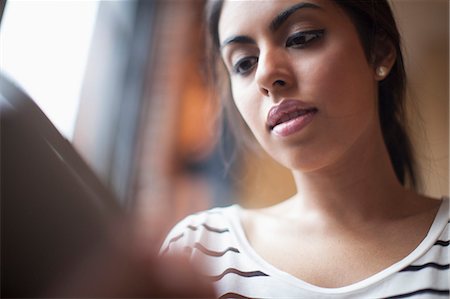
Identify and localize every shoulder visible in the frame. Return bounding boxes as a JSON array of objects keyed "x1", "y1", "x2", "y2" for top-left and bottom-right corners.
[
  {"x1": 434, "y1": 196, "x2": 449, "y2": 240},
  {"x1": 408, "y1": 196, "x2": 449, "y2": 266},
  {"x1": 159, "y1": 205, "x2": 240, "y2": 256}
]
